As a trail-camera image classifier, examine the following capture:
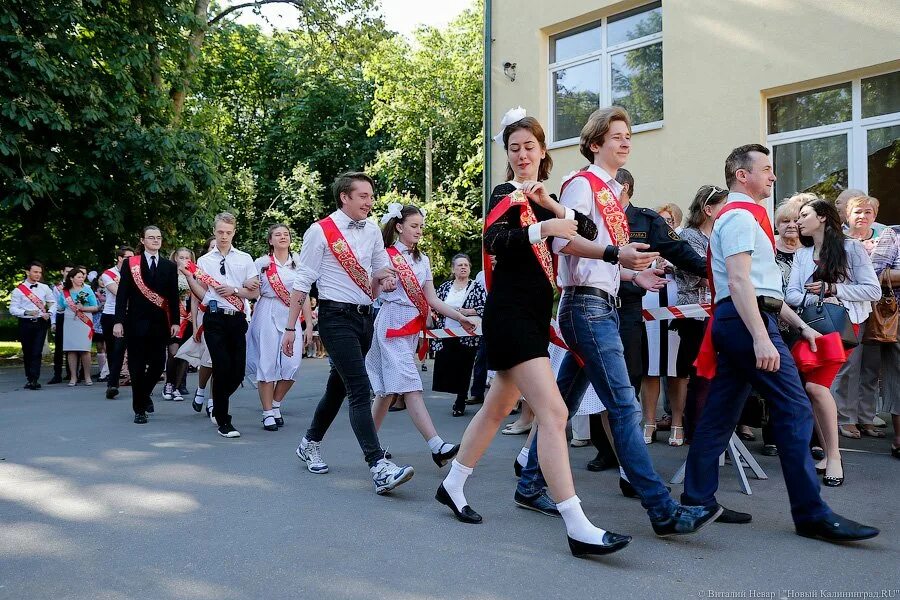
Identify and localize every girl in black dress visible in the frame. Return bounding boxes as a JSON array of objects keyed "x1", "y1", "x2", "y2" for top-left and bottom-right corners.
[{"x1": 436, "y1": 114, "x2": 631, "y2": 557}]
